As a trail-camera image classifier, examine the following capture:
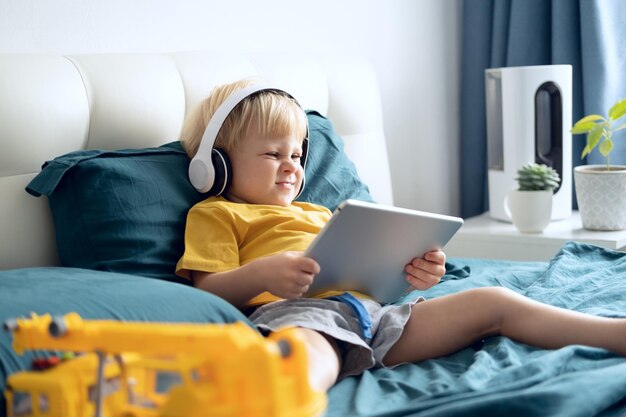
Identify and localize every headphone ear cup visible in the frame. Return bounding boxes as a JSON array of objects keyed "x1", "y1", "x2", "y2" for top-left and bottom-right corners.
[
  {"x1": 294, "y1": 137, "x2": 309, "y2": 199},
  {"x1": 300, "y1": 137, "x2": 309, "y2": 171},
  {"x1": 208, "y1": 148, "x2": 232, "y2": 196}
]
